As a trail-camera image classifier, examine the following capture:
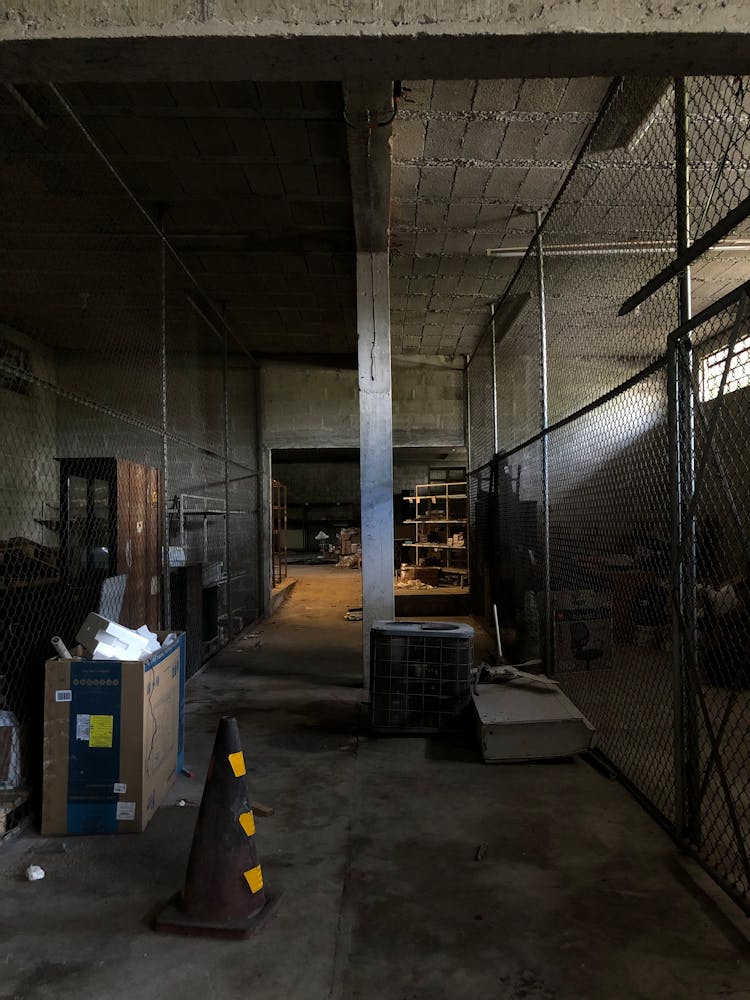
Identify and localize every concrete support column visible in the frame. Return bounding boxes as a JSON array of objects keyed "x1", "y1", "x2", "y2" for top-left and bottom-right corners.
[{"x1": 357, "y1": 250, "x2": 394, "y2": 682}]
